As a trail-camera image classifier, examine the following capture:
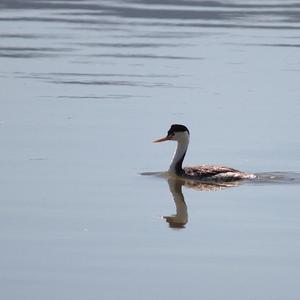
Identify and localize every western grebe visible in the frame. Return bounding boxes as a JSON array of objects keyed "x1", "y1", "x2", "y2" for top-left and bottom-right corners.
[{"x1": 154, "y1": 124, "x2": 256, "y2": 182}]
